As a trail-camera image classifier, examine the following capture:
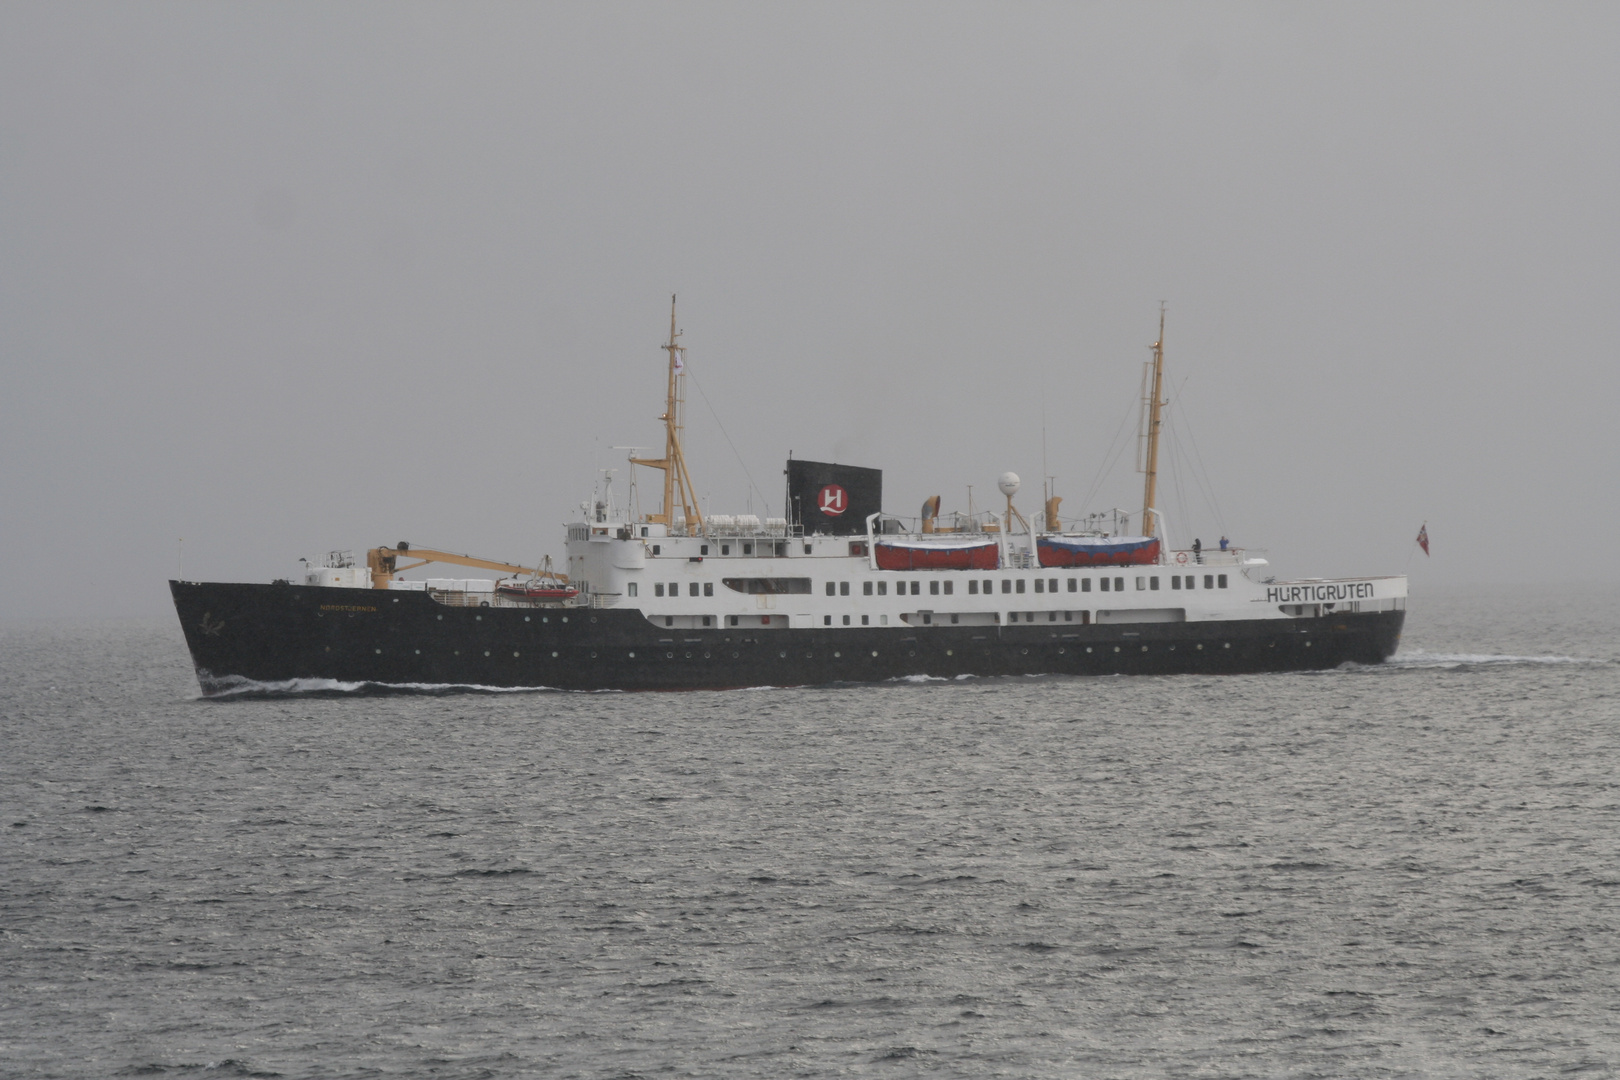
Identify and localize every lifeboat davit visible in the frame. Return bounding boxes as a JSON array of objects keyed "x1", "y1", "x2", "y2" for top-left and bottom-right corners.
[
  {"x1": 874, "y1": 537, "x2": 1000, "y2": 571},
  {"x1": 1036, "y1": 535, "x2": 1161, "y2": 567}
]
